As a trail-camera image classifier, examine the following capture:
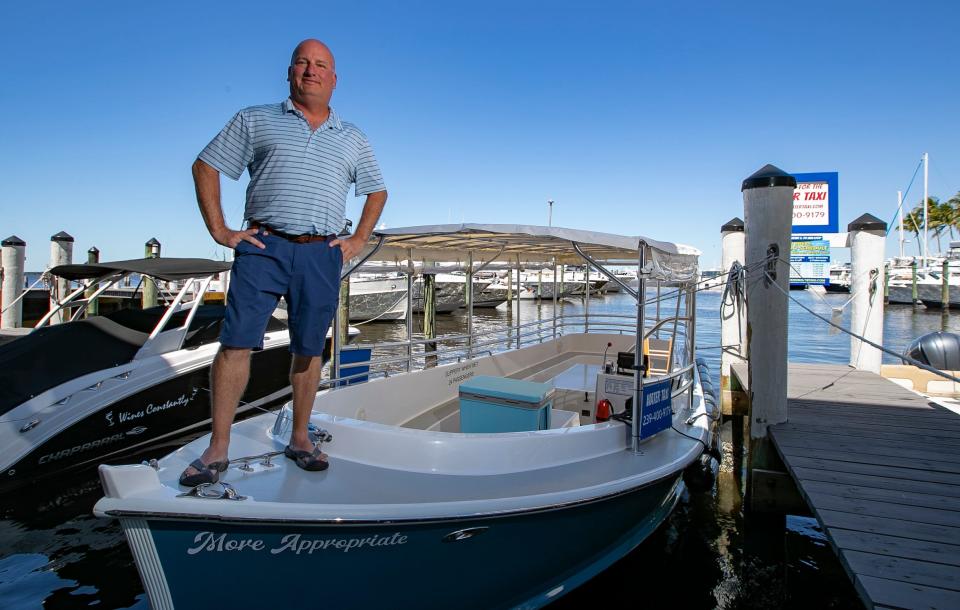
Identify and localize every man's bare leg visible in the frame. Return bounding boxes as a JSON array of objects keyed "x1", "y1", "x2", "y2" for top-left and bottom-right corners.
[
  {"x1": 288, "y1": 354, "x2": 324, "y2": 455},
  {"x1": 183, "y1": 347, "x2": 252, "y2": 475}
]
